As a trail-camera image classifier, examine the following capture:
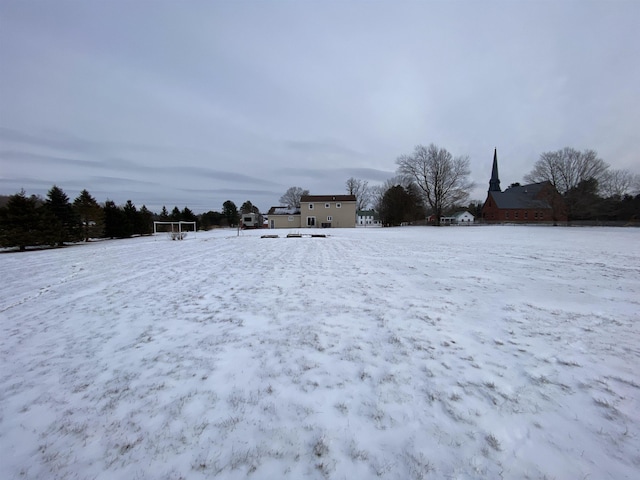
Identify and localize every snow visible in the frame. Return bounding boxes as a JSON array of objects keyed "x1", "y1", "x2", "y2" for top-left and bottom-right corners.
[{"x1": 1, "y1": 226, "x2": 639, "y2": 479}]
